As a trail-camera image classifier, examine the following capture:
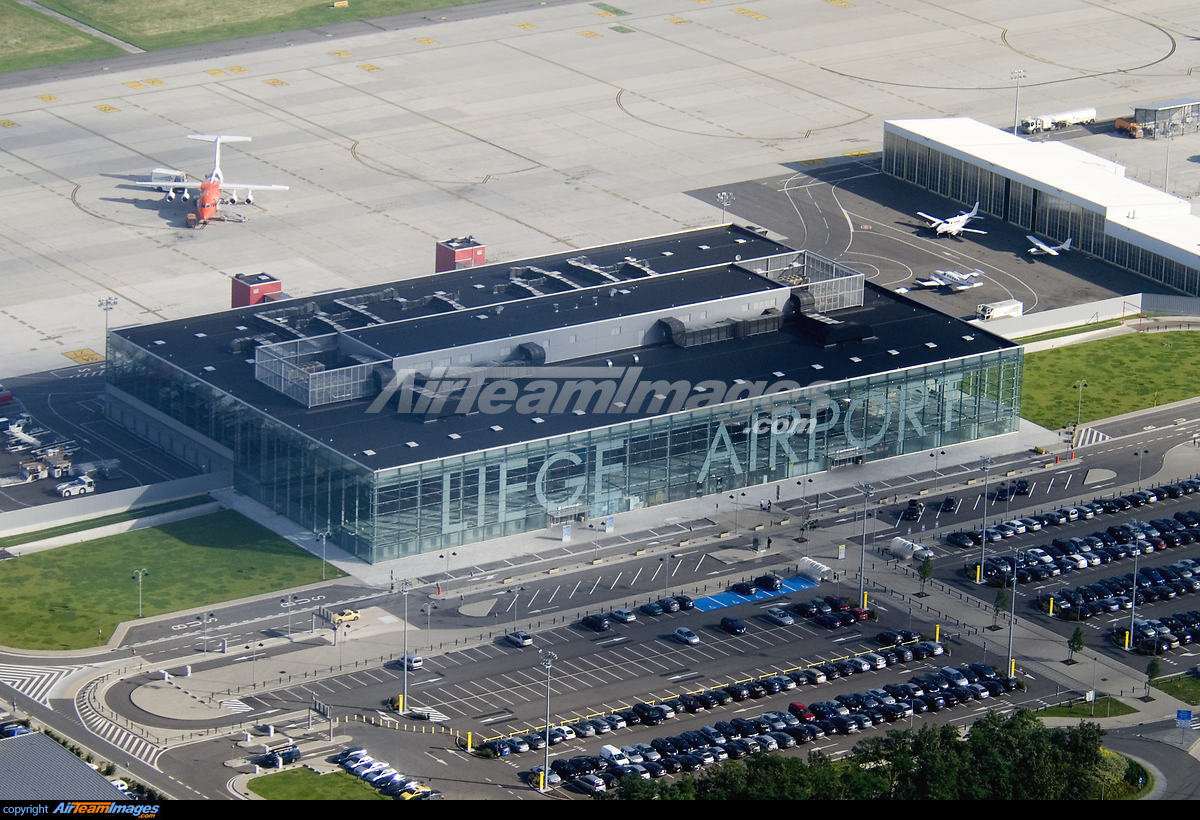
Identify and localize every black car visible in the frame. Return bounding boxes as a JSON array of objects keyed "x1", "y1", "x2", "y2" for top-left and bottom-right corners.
[
  {"x1": 731, "y1": 582, "x2": 756, "y2": 596},
  {"x1": 794, "y1": 600, "x2": 820, "y2": 617},
  {"x1": 658, "y1": 756, "x2": 682, "y2": 774},
  {"x1": 673, "y1": 595, "x2": 695, "y2": 611},
  {"x1": 755, "y1": 574, "x2": 783, "y2": 591},
  {"x1": 707, "y1": 688, "x2": 733, "y2": 706},
  {"x1": 746, "y1": 681, "x2": 768, "y2": 699},
  {"x1": 724, "y1": 682, "x2": 752, "y2": 702},
  {"x1": 582, "y1": 614, "x2": 611, "y2": 632},
  {"x1": 946, "y1": 531, "x2": 976, "y2": 549},
  {"x1": 721, "y1": 617, "x2": 748, "y2": 635},
  {"x1": 941, "y1": 496, "x2": 958, "y2": 513},
  {"x1": 815, "y1": 614, "x2": 842, "y2": 630}
]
